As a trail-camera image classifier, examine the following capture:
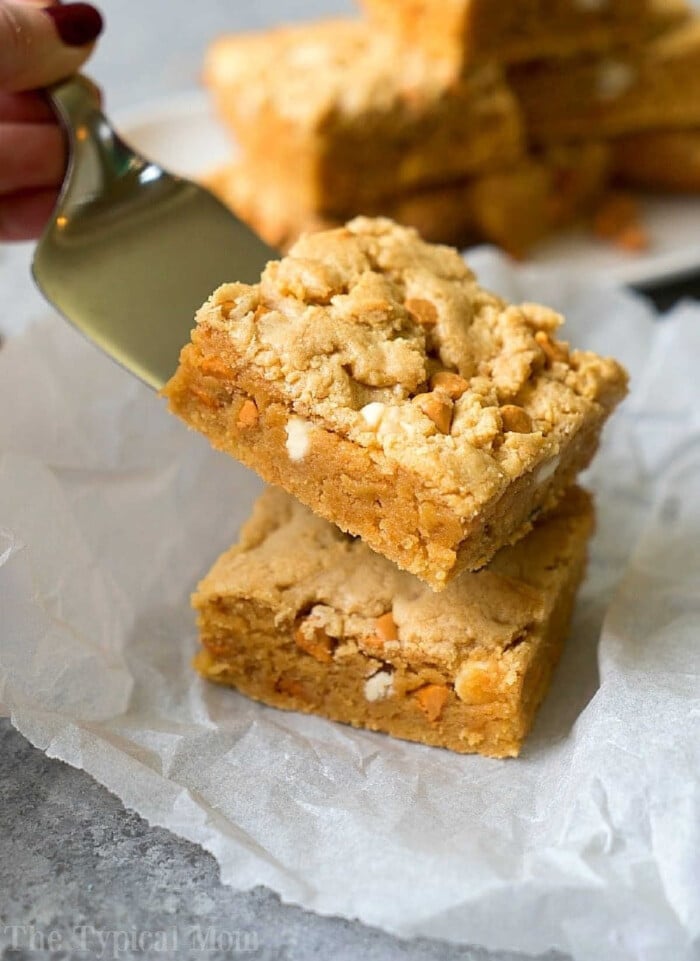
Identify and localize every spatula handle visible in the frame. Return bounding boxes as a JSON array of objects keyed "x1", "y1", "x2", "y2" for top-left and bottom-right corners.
[{"x1": 49, "y1": 75, "x2": 144, "y2": 209}]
